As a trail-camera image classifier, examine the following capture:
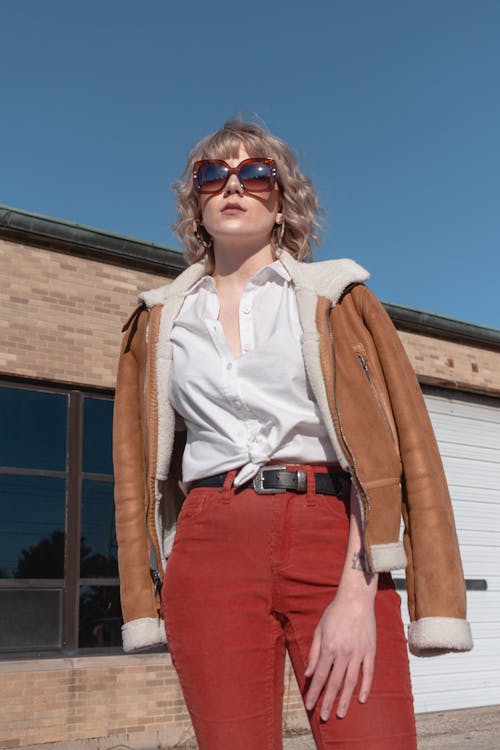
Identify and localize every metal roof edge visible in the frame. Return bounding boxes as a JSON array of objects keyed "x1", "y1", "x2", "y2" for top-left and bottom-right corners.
[
  {"x1": 0, "y1": 204, "x2": 186, "y2": 273},
  {"x1": 384, "y1": 301, "x2": 500, "y2": 350}
]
